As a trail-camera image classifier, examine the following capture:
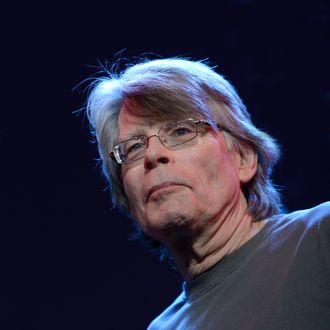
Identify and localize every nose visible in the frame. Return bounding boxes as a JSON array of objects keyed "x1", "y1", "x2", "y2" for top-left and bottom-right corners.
[{"x1": 144, "y1": 135, "x2": 170, "y2": 170}]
